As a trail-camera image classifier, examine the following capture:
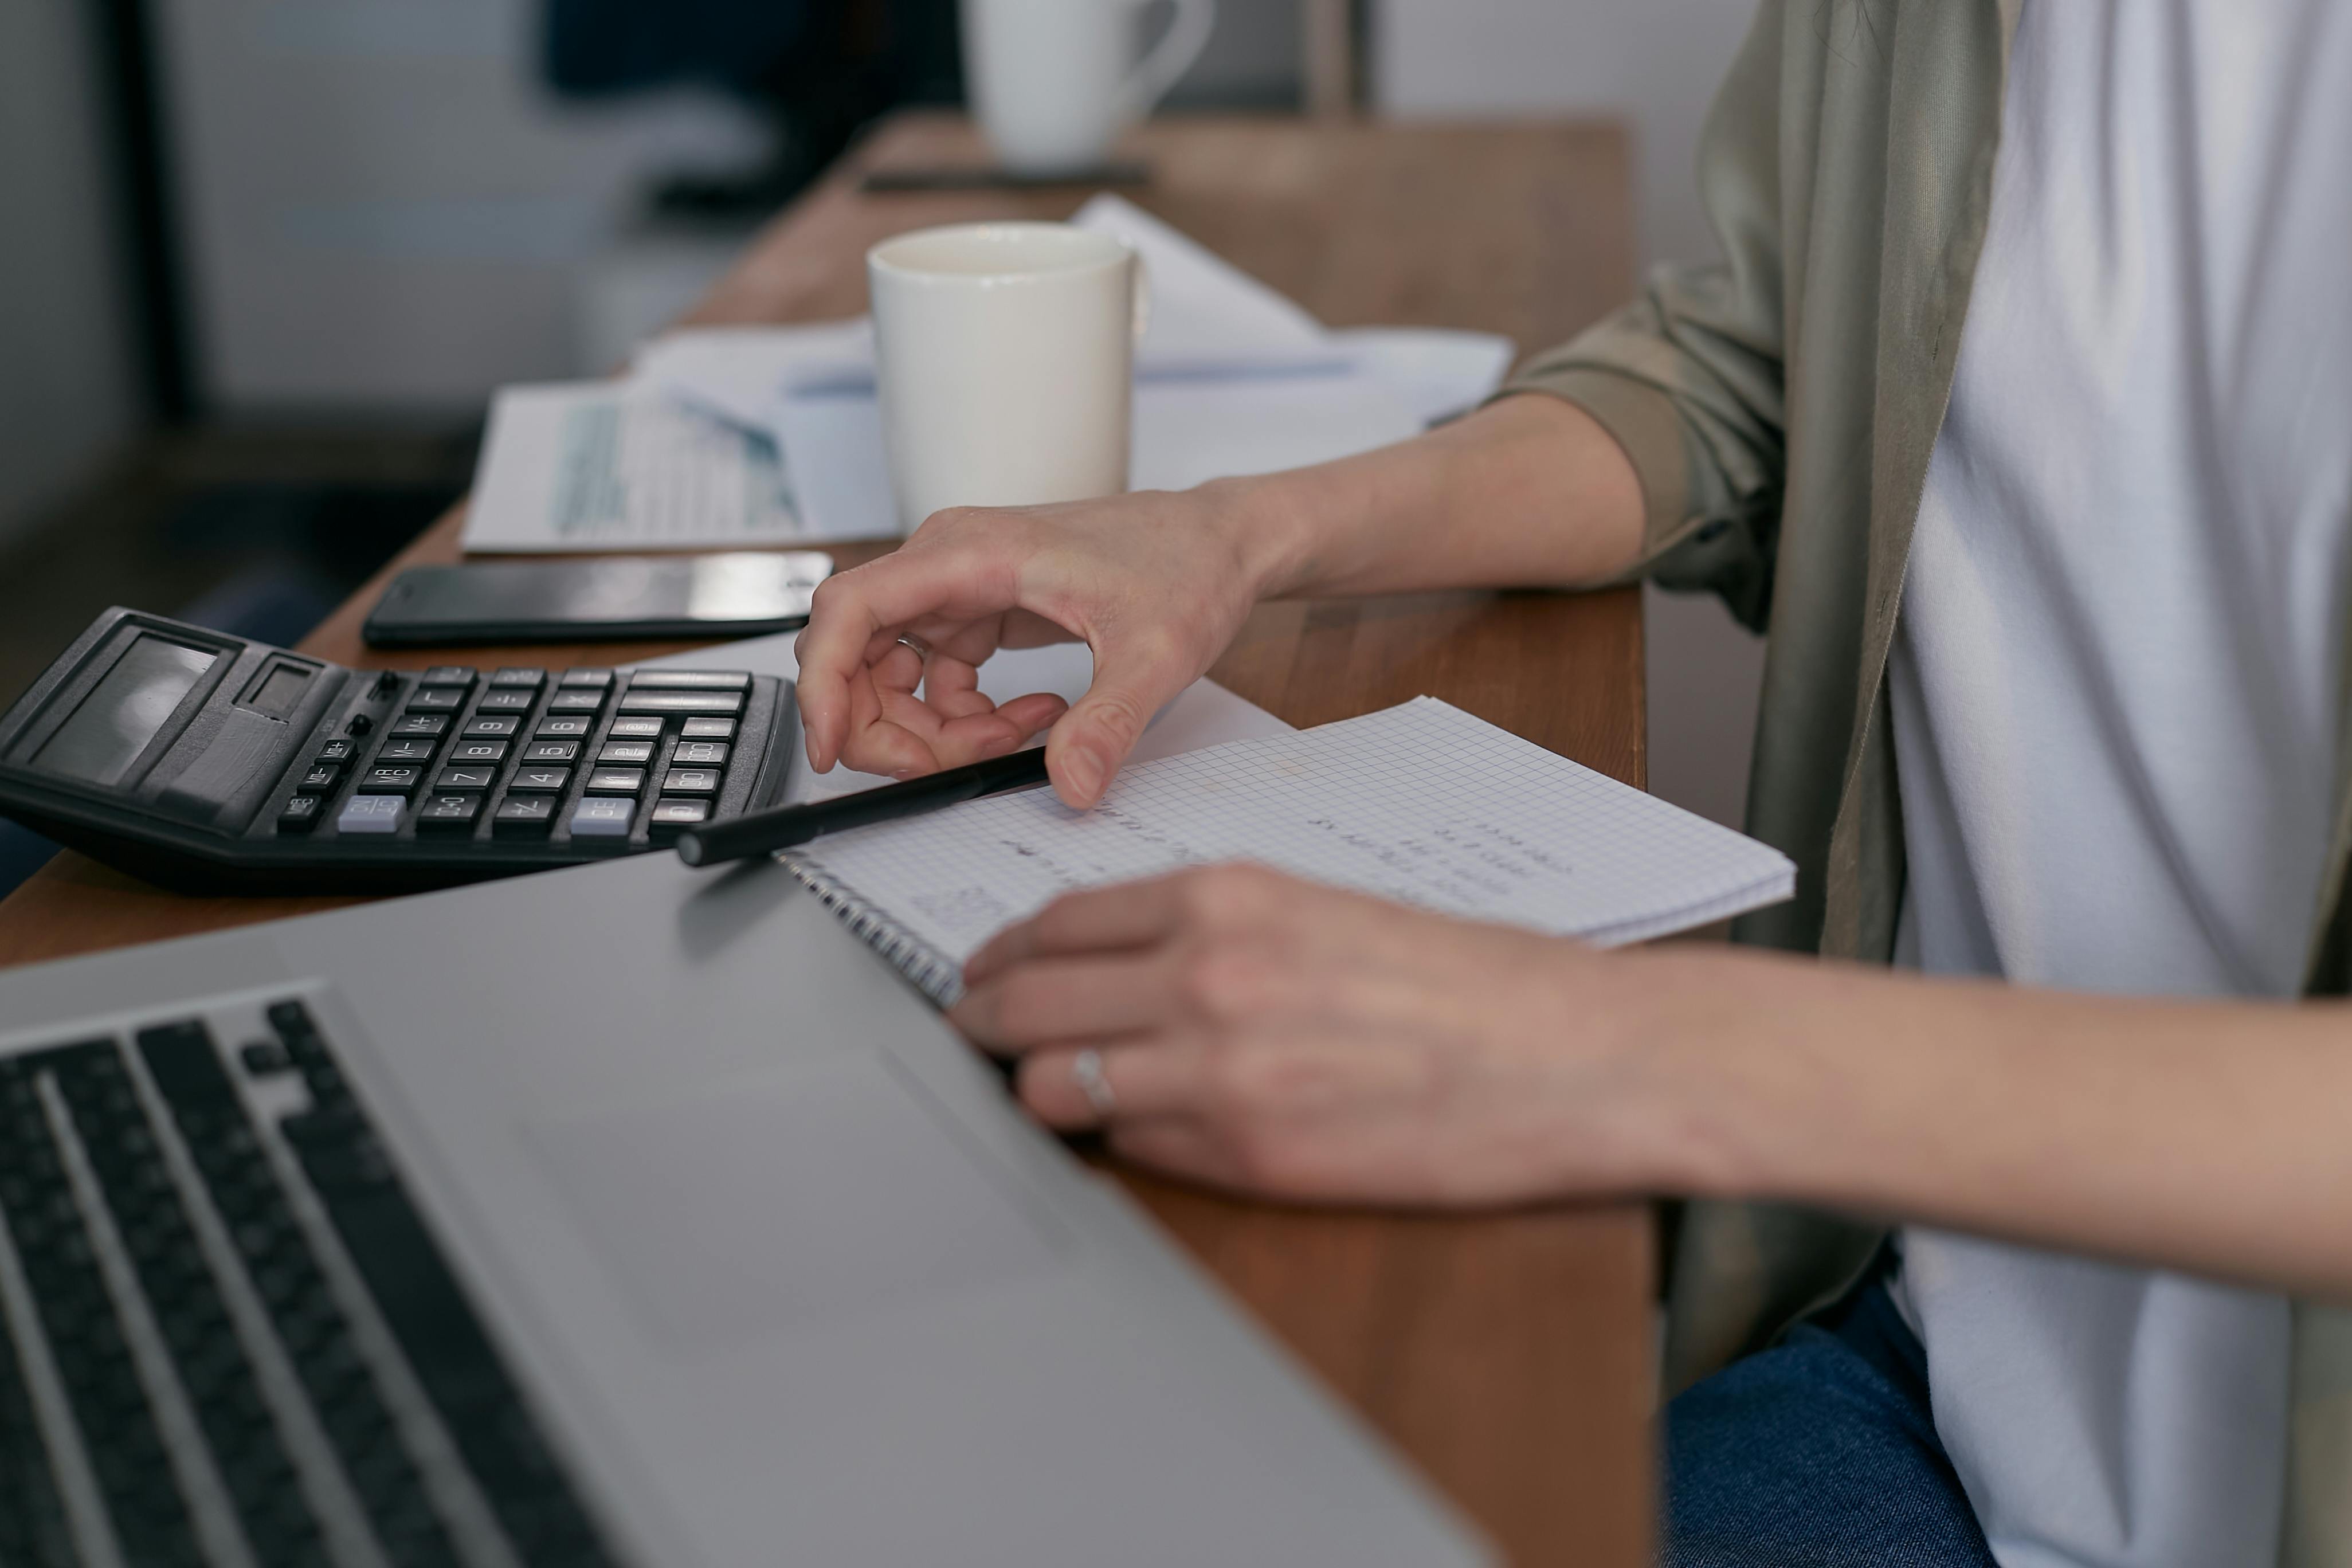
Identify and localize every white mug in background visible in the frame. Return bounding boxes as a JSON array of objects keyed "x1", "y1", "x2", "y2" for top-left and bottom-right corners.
[
  {"x1": 867, "y1": 222, "x2": 1143, "y2": 535},
  {"x1": 960, "y1": 0, "x2": 1217, "y2": 175}
]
